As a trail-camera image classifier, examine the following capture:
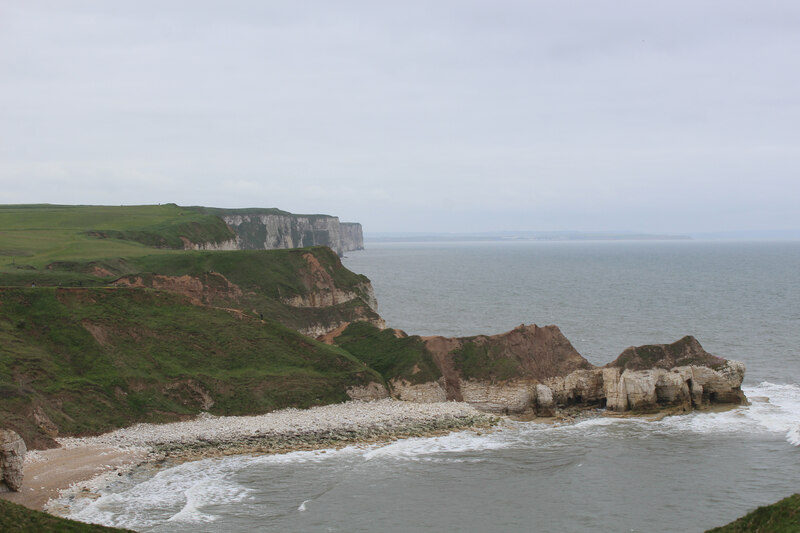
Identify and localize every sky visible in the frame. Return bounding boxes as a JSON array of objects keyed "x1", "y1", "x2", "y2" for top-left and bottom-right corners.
[{"x1": 1, "y1": 1, "x2": 798, "y2": 234}]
